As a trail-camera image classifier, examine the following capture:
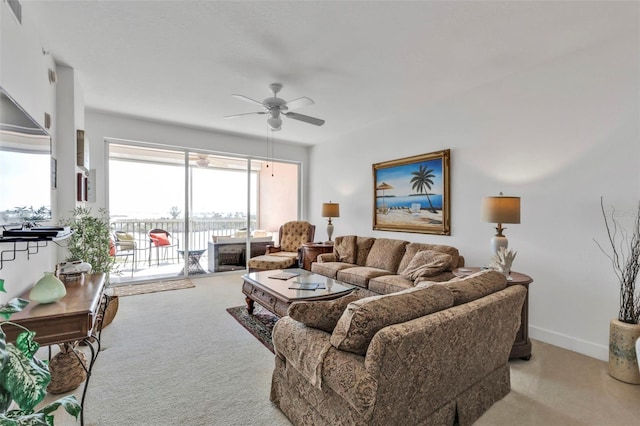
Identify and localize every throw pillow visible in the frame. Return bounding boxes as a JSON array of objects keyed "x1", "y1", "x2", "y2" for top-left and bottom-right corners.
[
  {"x1": 288, "y1": 293, "x2": 361, "y2": 333},
  {"x1": 400, "y1": 250, "x2": 452, "y2": 281},
  {"x1": 444, "y1": 270, "x2": 507, "y2": 305},
  {"x1": 330, "y1": 285, "x2": 454, "y2": 355},
  {"x1": 150, "y1": 233, "x2": 170, "y2": 247},
  {"x1": 334, "y1": 235, "x2": 357, "y2": 264}
]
